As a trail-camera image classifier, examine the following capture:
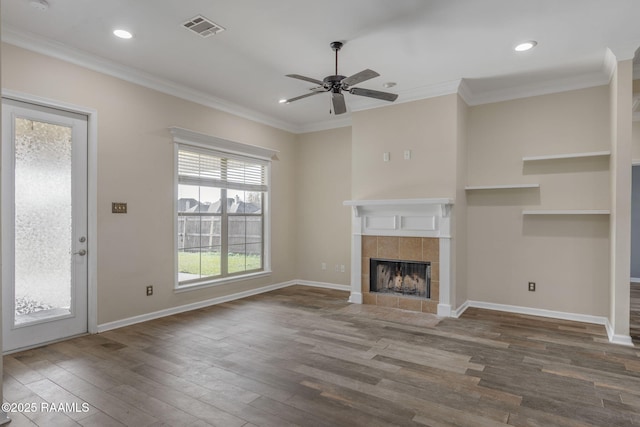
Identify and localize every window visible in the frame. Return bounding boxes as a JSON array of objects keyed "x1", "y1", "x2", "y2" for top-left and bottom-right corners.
[{"x1": 171, "y1": 127, "x2": 274, "y2": 289}]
